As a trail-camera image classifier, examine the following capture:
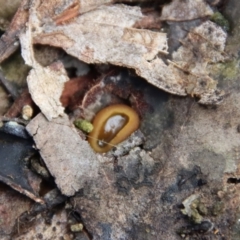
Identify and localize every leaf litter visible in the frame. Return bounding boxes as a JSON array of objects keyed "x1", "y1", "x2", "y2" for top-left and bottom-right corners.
[
  {"x1": 0, "y1": 0, "x2": 232, "y2": 238},
  {"x1": 17, "y1": 0, "x2": 228, "y2": 198},
  {"x1": 24, "y1": 1, "x2": 227, "y2": 105}
]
